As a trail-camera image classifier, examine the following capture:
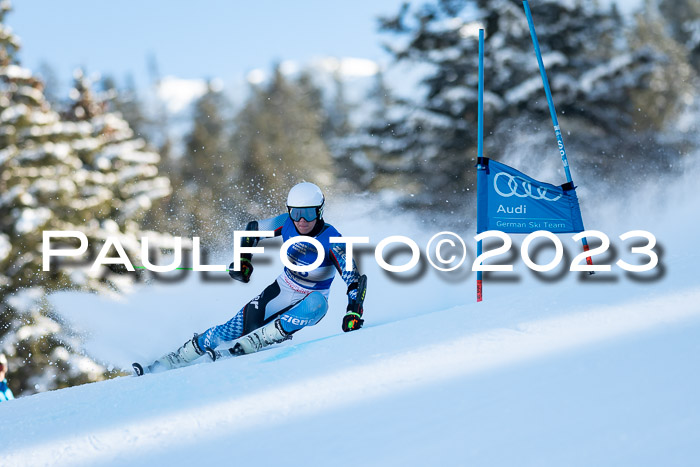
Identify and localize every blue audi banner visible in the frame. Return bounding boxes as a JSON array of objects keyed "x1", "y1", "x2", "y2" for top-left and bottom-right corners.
[{"x1": 476, "y1": 158, "x2": 585, "y2": 234}]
